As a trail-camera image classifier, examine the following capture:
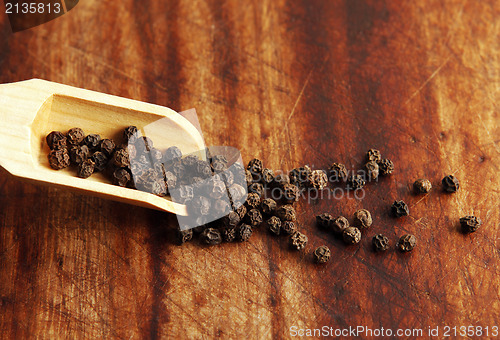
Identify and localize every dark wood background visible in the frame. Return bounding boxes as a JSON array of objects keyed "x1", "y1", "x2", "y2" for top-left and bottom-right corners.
[{"x1": 0, "y1": 0, "x2": 499, "y2": 338}]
